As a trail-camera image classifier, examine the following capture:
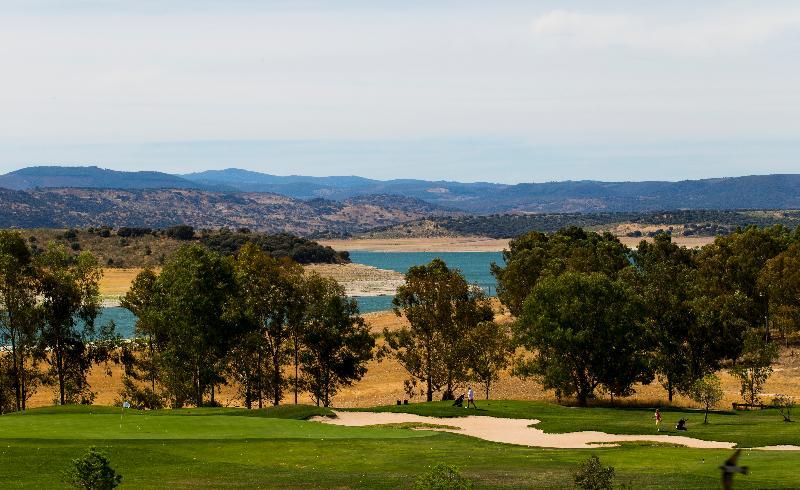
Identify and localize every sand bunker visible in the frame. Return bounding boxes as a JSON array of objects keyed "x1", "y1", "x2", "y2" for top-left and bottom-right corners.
[{"x1": 312, "y1": 411, "x2": 799, "y2": 451}]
